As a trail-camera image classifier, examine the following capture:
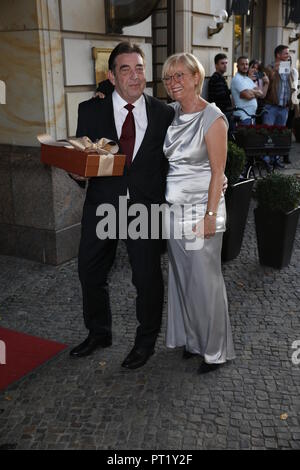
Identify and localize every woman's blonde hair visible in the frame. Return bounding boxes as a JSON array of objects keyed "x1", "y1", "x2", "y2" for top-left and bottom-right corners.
[{"x1": 162, "y1": 53, "x2": 205, "y2": 95}]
